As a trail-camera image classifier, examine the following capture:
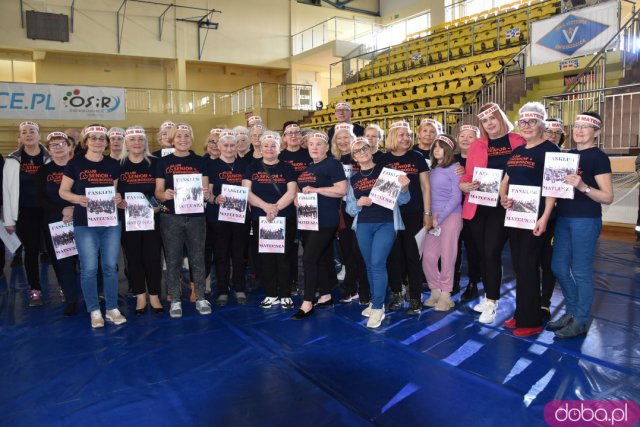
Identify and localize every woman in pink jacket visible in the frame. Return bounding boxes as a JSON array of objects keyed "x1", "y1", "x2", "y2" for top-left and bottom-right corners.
[{"x1": 458, "y1": 103, "x2": 525, "y2": 324}]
